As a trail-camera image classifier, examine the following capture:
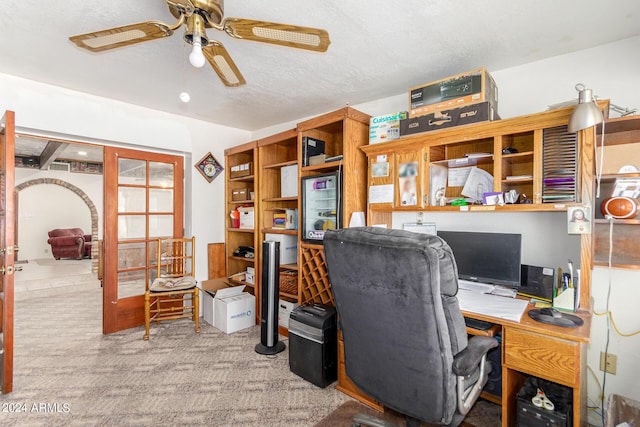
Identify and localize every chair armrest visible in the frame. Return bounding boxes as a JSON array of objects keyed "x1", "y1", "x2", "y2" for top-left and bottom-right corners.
[
  {"x1": 84, "y1": 235, "x2": 92, "y2": 242},
  {"x1": 452, "y1": 336, "x2": 498, "y2": 377},
  {"x1": 47, "y1": 236, "x2": 84, "y2": 246}
]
